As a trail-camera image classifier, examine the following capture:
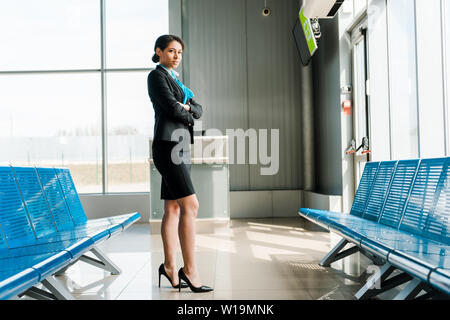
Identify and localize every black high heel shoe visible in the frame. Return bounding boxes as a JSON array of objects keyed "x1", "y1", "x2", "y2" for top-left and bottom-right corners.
[
  {"x1": 158, "y1": 264, "x2": 188, "y2": 288},
  {"x1": 178, "y1": 267, "x2": 213, "y2": 293}
]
